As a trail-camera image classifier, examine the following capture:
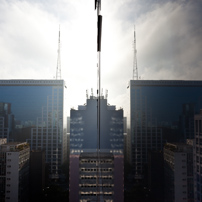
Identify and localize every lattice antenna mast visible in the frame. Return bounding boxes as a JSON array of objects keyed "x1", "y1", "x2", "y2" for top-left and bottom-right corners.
[
  {"x1": 56, "y1": 26, "x2": 61, "y2": 79},
  {"x1": 133, "y1": 26, "x2": 138, "y2": 80}
]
